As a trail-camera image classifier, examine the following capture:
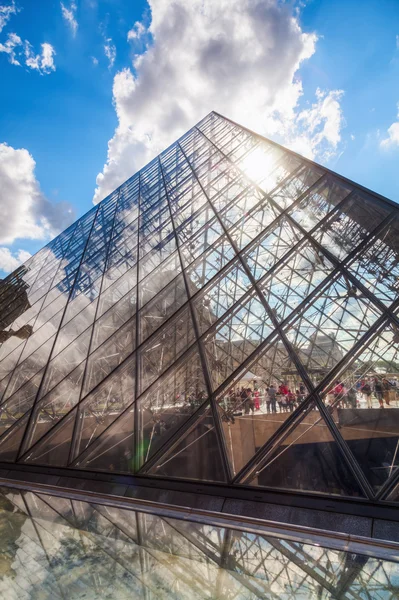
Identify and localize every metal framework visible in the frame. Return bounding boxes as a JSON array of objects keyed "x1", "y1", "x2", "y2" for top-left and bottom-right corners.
[
  {"x1": 1, "y1": 111, "x2": 399, "y2": 507},
  {"x1": 0, "y1": 484, "x2": 398, "y2": 599}
]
